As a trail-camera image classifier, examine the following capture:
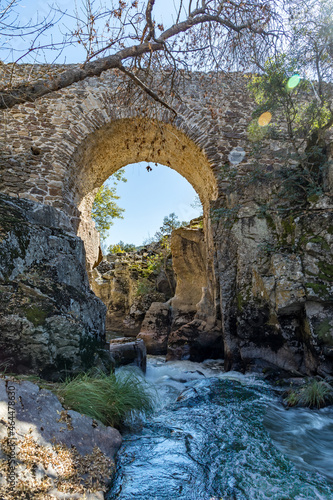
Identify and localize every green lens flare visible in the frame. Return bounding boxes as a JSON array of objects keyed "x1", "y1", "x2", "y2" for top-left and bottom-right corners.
[{"x1": 287, "y1": 74, "x2": 301, "y2": 89}]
